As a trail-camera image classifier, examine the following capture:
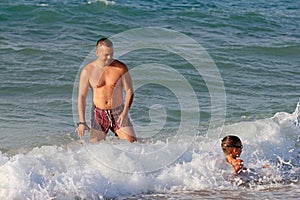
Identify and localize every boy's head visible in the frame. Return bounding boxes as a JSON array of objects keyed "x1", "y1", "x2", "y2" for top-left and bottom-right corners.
[{"x1": 221, "y1": 135, "x2": 243, "y2": 157}]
